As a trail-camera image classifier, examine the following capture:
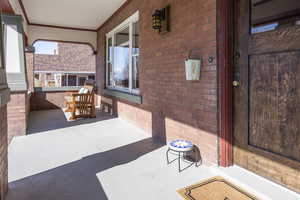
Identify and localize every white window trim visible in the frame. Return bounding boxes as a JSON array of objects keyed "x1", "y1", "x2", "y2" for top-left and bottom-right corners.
[{"x1": 106, "y1": 11, "x2": 139, "y2": 95}]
